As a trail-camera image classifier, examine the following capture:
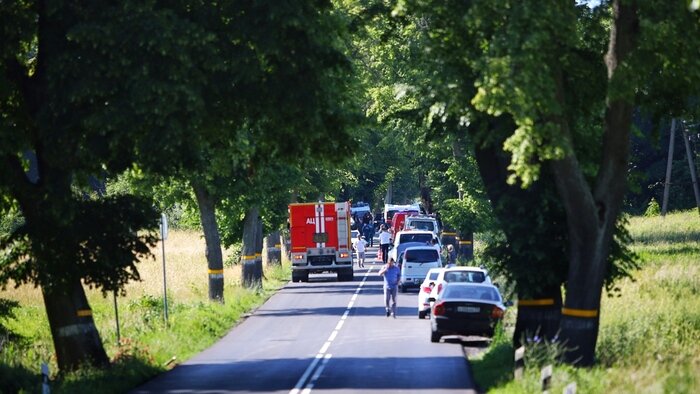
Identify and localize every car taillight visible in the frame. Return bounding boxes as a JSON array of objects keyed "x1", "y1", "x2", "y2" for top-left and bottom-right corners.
[
  {"x1": 433, "y1": 301, "x2": 446, "y2": 316},
  {"x1": 437, "y1": 283, "x2": 443, "y2": 294},
  {"x1": 422, "y1": 286, "x2": 433, "y2": 294},
  {"x1": 491, "y1": 306, "x2": 504, "y2": 319},
  {"x1": 339, "y1": 252, "x2": 349, "y2": 258},
  {"x1": 293, "y1": 254, "x2": 304, "y2": 260}
]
